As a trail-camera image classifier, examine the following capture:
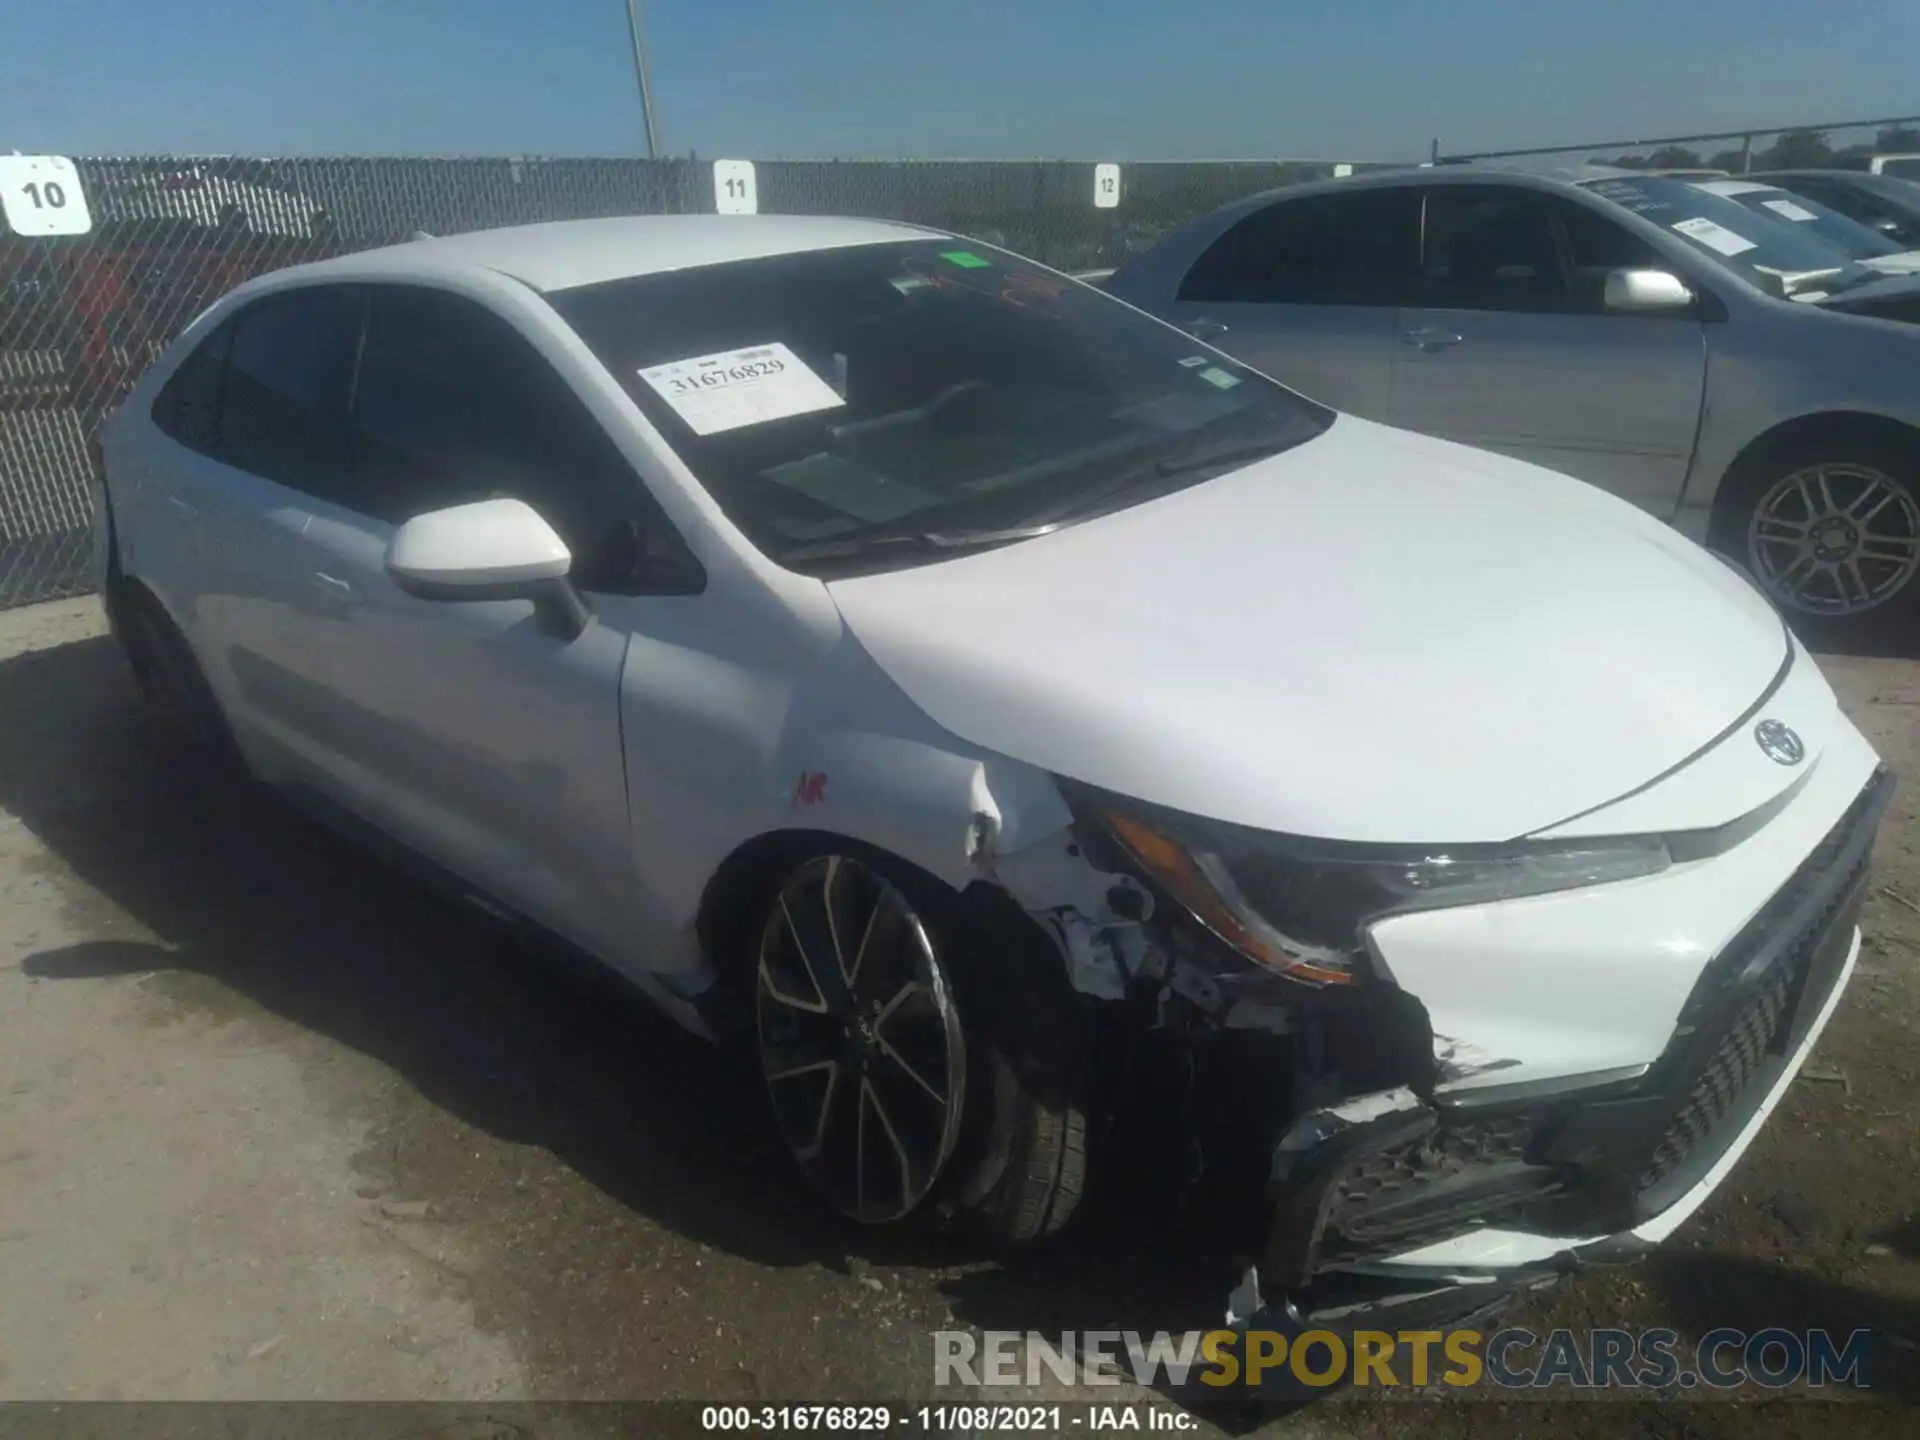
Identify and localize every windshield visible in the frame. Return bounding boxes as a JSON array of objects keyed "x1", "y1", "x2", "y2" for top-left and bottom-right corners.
[
  {"x1": 1694, "y1": 182, "x2": 1907, "y2": 260},
  {"x1": 1581, "y1": 175, "x2": 1881, "y2": 298},
  {"x1": 546, "y1": 239, "x2": 1332, "y2": 576}
]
